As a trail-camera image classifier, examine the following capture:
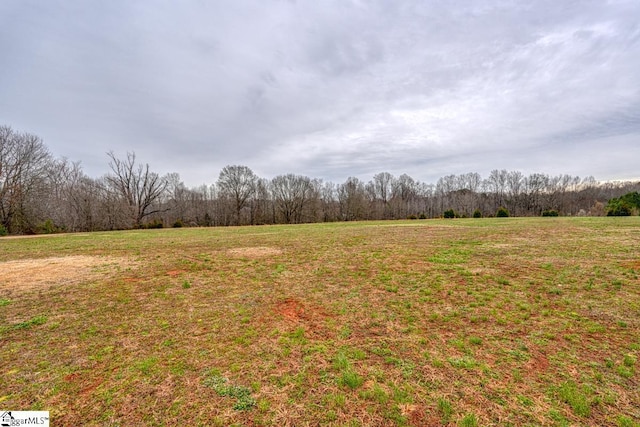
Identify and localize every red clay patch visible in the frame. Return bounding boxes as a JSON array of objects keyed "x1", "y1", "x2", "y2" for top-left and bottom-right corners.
[
  {"x1": 64, "y1": 373, "x2": 80, "y2": 382},
  {"x1": 273, "y1": 298, "x2": 330, "y2": 337},
  {"x1": 621, "y1": 260, "x2": 640, "y2": 270},
  {"x1": 277, "y1": 298, "x2": 307, "y2": 321},
  {"x1": 525, "y1": 352, "x2": 550, "y2": 373},
  {"x1": 166, "y1": 270, "x2": 186, "y2": 277},
  {"x1": 80, "y1": 377, "x2": 104, "y2": 395}
]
